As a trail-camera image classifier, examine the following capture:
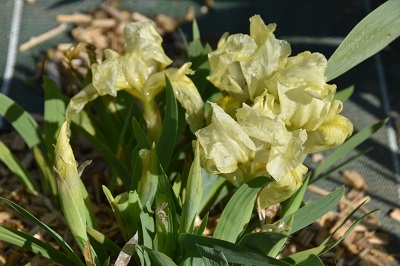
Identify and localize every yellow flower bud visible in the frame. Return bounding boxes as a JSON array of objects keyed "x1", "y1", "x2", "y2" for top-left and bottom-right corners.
[{"x1": 53, "y1": 122, "x2": 88, "y2": 251}]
